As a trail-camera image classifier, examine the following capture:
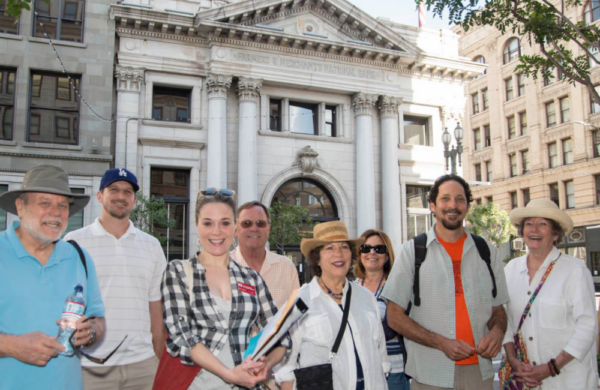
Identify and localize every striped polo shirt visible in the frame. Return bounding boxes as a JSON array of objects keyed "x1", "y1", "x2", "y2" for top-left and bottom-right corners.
[{"x1": 64, "y1": 218, "x2": 167, "y2": 367}]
